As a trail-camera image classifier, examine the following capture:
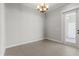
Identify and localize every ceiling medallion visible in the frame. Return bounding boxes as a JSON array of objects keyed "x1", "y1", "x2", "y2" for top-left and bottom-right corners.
[{"x1": 36, "y1": 3, "x2": 48, "y2": 13}]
